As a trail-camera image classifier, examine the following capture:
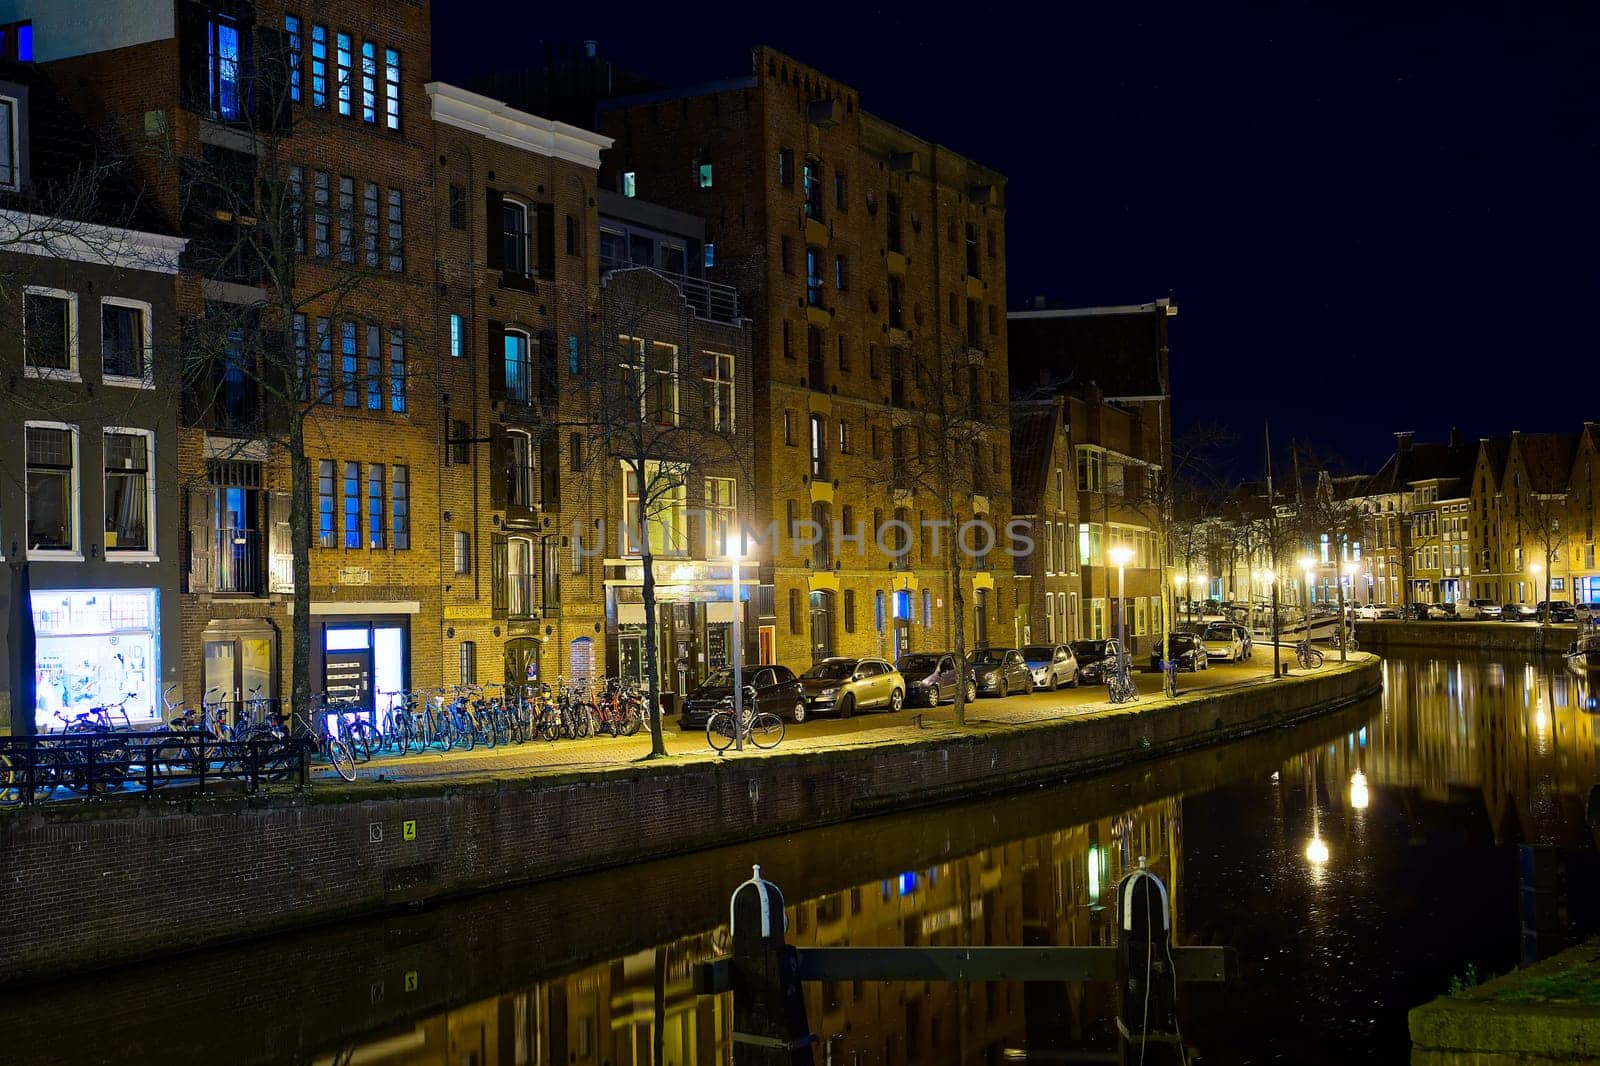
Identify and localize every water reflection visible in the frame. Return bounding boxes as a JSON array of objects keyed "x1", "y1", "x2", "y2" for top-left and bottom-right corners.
[{"x1": 5, "y1": 651, "x2": 1598, "y2": 1065}]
